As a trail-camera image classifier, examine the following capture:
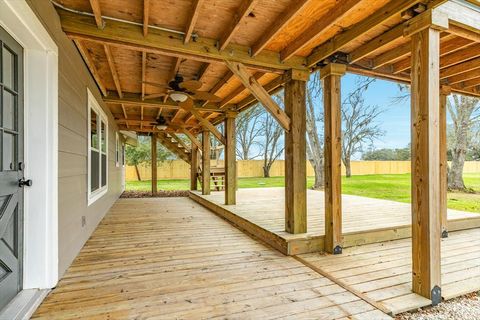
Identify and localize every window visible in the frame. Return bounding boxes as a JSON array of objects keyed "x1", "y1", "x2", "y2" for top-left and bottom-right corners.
[
  {"x1": 88, "y1": 89, "x2": 108, "y2": 205},
  {"x1": 115, "y1": 132, "x2": 120, "y2": 167},
  {"x1": 122, "y1": 142, "x2": 126, "y2": 167}
]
